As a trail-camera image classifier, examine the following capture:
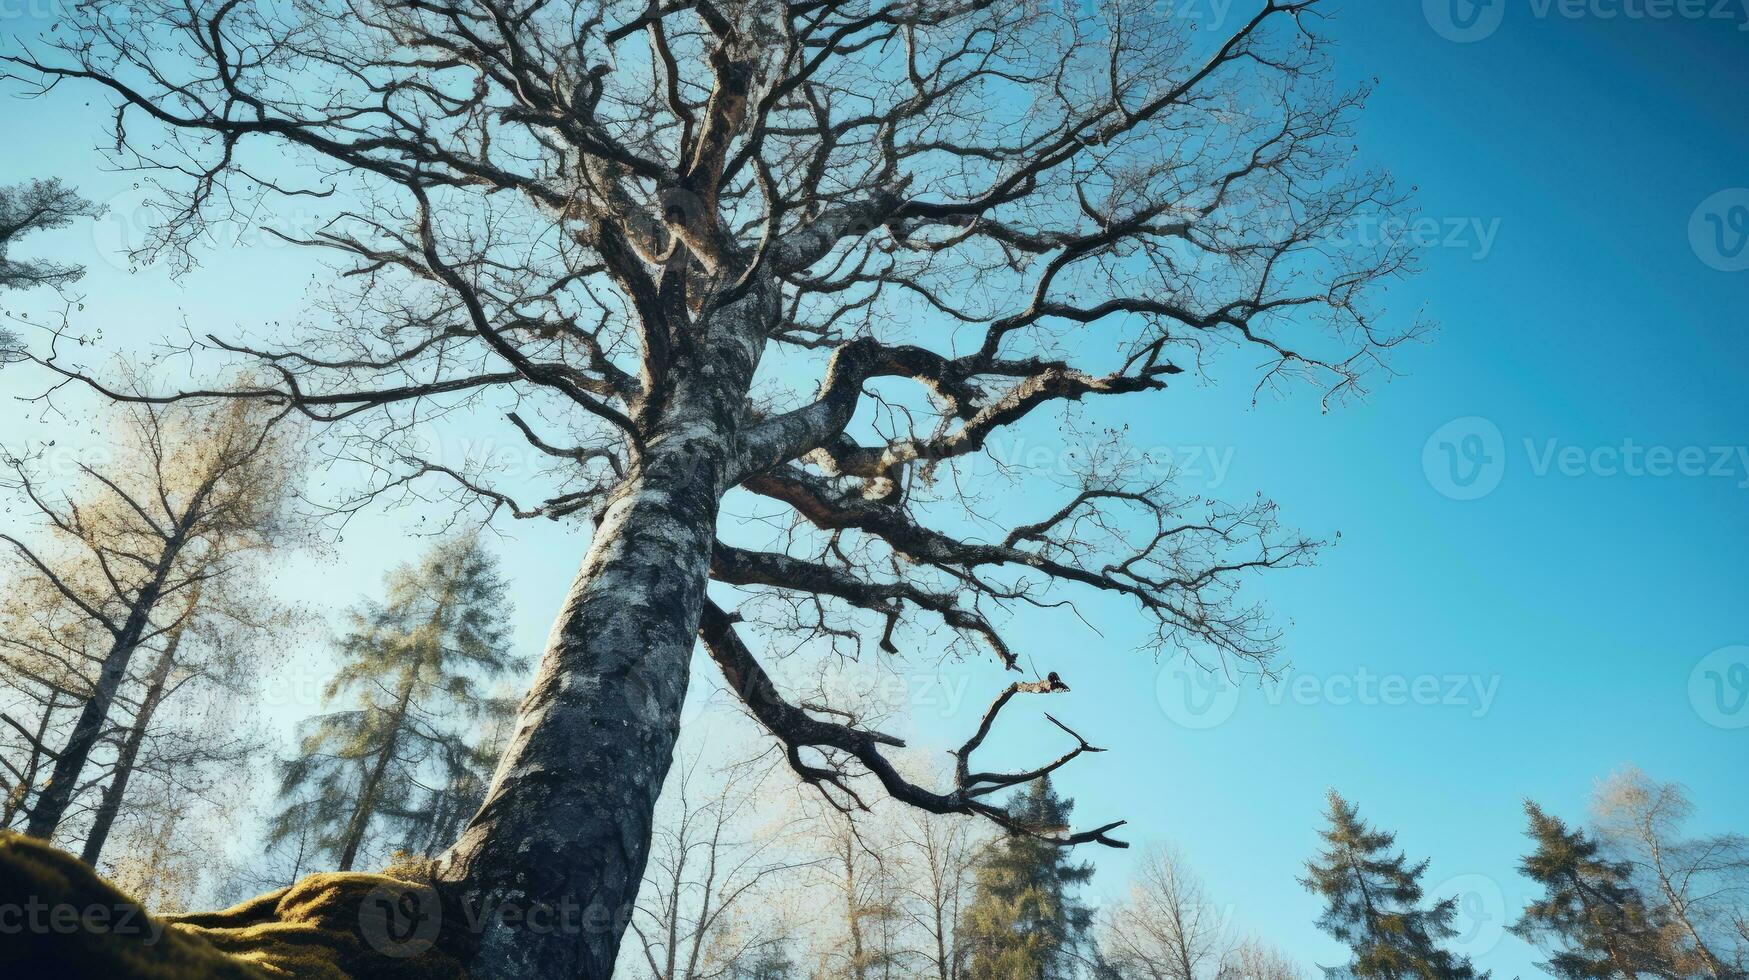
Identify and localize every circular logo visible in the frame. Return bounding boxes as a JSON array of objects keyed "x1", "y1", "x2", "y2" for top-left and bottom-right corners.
[
  {"x1": 622, "y1": 667, "x2": 714, "y2": 732},
  {"x1": 1688, "y1": 189, "x2": 1749, "y2": 273},
  {"x1": 1424, "y1": 0, "x2": 1506, "y2": 42},
  {"x1": 1423, "y1": 417, "x2": 1506, "y2": 501},
  {"x1": 1431, "y1": 873, "x2": 1507, "y2": 958},
  {"x1": 358, "y1": 882, "x2": 442, "y2": 959},
  {"x1": 1689, "y1": 645, "x2": 1749, "y2": 730},
  {"x1": 1155, "y1": 663, "x2": 1240, "y2": 730}
]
